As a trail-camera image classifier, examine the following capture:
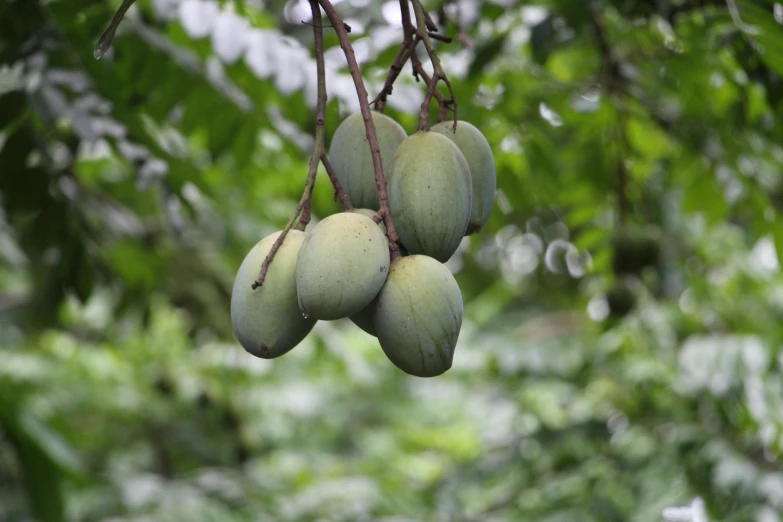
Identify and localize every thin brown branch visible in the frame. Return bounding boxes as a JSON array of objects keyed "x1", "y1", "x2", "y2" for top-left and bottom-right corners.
[
  {"x1": 397, "y1": 0, "x2": 451, "y2": 122},
  {"x1": 321, "y1": 154, "x2": 353, "y2": 210},
  {"x1": 252, "y1": 0, "x2": 327, "y2": 288},
  {"x1": 318, "y1": 0, "x2": 401, "y2": 260},
  {"x1": 400, "y1": 0, "x2": 415, "y2": 42},
  {"x1": 422, "y1": 6, "x2": 438, "y2": 32},
  {"x1": 372, "y1": 0, "x2": 451, "y2": 113},
  {"x1": 438, "y1": 0, "x2": 475, "y2": 49},
  {"x1": 95, "y1": 0, "x2": 137, "y2": 59},
  {"x1": 428, "y1": 32, "x2": 451, "y2": 43},
  {"x1": 410, "y1": 42, "x2": 452, "y2": 123},
  {"x1": 296, "y1": 185, "x2": 316, "y2": 231},
  {"x1": 371, "y1": 43, "x2": 412, "y2": 112},
  {"x1": 251, "y1": 172, "x2": 315, "y2": 289},
  {"x1": 411, "y1": 0, "x2": 457, "y2": 130},
  {"x1": 296, "y1": 1, "x2": 329, "y2": 231},
  {"x1": 371, "y1": 0, "x2": 417, "y2": 112}
]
